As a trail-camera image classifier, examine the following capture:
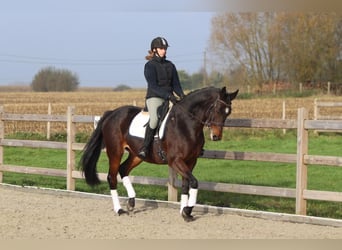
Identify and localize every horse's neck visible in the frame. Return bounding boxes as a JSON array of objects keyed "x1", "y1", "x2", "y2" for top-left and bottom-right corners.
[{"x1": 180, "y1": 96, "x2": 215, "y2": 124}]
